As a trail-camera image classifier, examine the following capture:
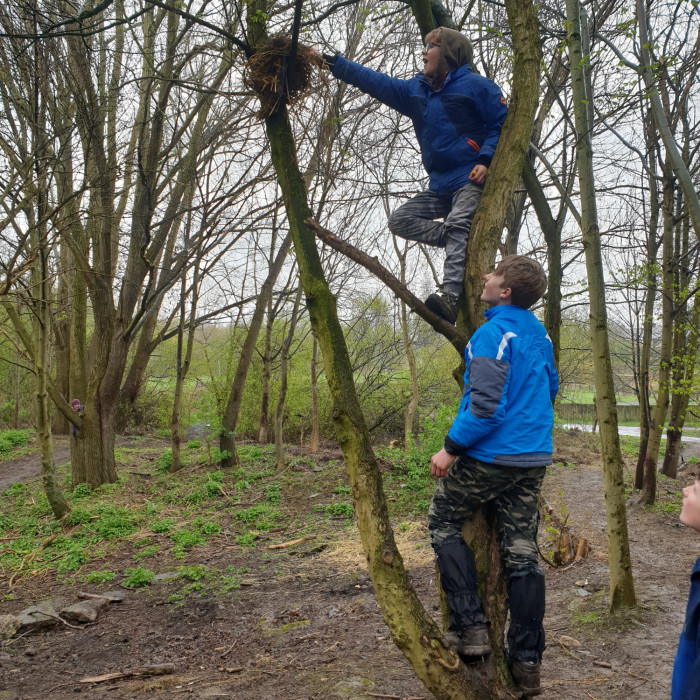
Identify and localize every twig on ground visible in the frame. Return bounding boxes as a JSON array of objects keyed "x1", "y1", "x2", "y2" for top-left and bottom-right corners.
[
  {"x1": 31, "y1": 610, "x2": 83, "y2": 630},
  {"x1": 219, "y1": 639, "x2": 238, "y2": 658},
  {"x1": 268, "y1": 536, "x2": 316, "y2": 549},
  {"x1": 80, "y1": 663, "x2": 175, "y2": 684},
  {"x1": 77, "y1": 591, "x2": 123, "y2": 602}
]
